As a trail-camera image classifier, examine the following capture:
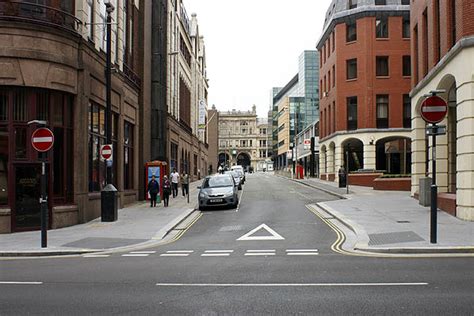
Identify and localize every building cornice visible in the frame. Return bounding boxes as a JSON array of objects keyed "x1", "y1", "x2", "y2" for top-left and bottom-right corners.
[{"x1": 320, "y1": 128, "x2": 411, "y2": 143}]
